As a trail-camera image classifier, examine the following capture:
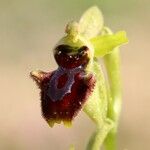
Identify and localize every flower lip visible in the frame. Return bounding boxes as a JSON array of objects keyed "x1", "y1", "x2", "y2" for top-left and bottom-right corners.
[
  {"x1": 40, "y1": 68, "x2": 96, "y2": 127},
  {"x1": 54, "y1": 44, "x2": 90, "y2": 69}
]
